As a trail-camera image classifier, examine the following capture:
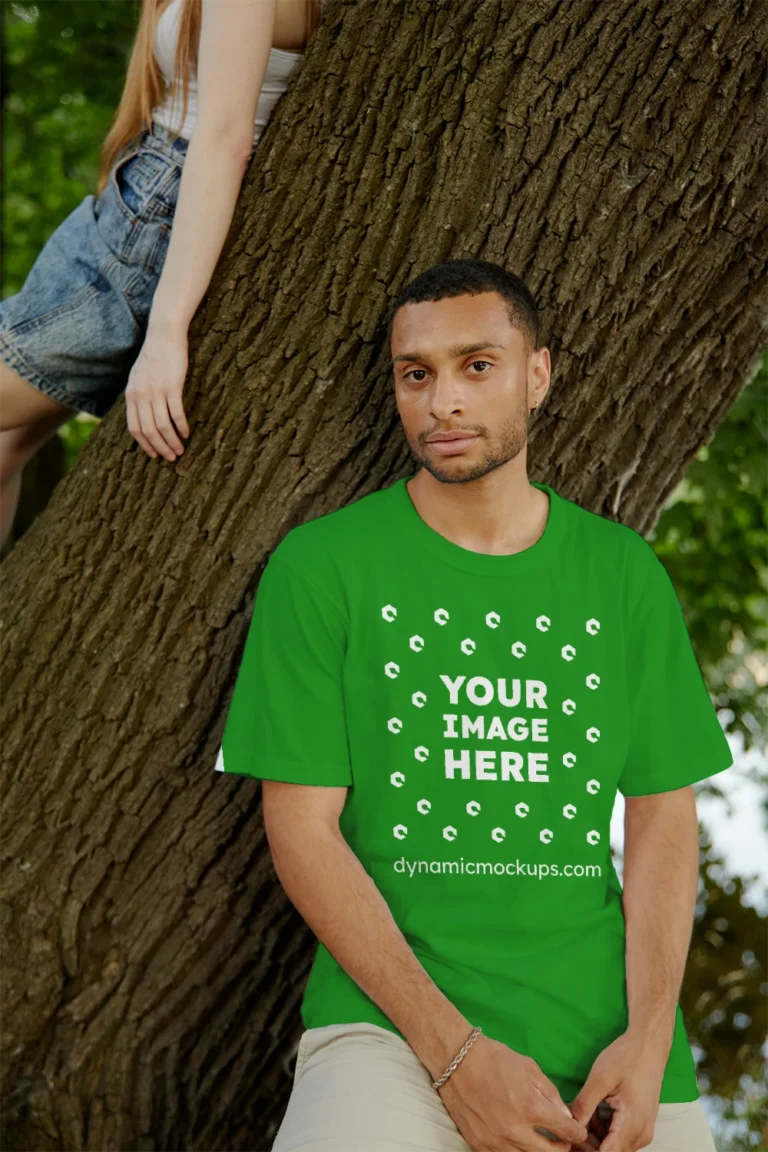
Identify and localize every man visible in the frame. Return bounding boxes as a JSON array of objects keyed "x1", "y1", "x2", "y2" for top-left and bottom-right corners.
[{"x1": 215, "y1": 258, "x2": 732, "y2": 1152}]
